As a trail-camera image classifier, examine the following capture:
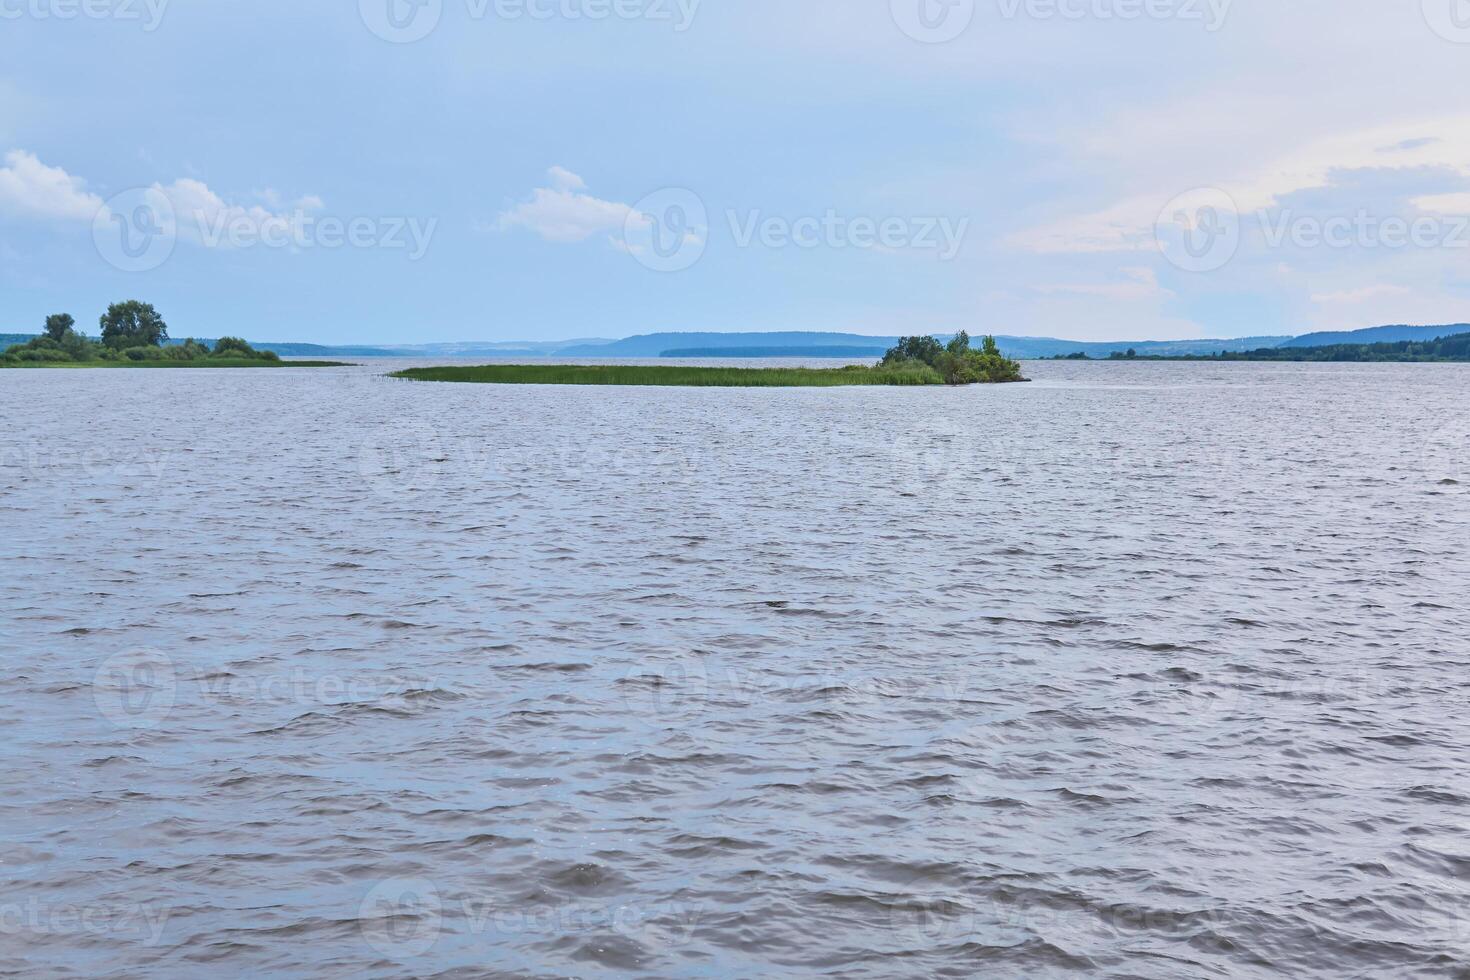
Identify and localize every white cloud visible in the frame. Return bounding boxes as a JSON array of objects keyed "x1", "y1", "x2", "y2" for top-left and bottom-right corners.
[
  {"x1": 0, "y1": 149, "x2": 326, "y2": 249},
  {"x1": 496, "y1": 167, "x2": 636, "y2": 244},
  {"x1": 547, "y1": 166, "x2": 585, "y2": 192},
  {"x1": 1311, "y1": 284, "x2": 1411, "y2": 304},
  {"x1": 1013, "y1": 115, "x2": 1470, "y2": 255},
  {"x1": 0, "y1": 150, "x2": 103, "y2": 221},
  {"x1": 157, "y1": 177, "x2": 322, "y2": 246},
  {"x1": 1412, "y1": 192, "x2": 1470, "y2": 215},
  {"x1": 1033, "y1": 266, "x2": 1172, "y2": 301}
]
